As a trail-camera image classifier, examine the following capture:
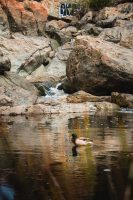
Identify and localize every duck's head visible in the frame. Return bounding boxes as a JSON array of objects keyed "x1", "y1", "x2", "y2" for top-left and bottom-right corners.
[{"x1": 72, "y1": 133, "x2": 78, "y2": 140}]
